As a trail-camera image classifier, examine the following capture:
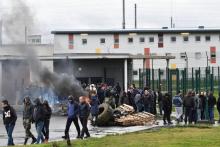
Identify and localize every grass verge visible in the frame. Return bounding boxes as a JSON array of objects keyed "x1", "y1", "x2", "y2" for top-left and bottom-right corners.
[{"x1": 14, "y1": 125, "x2": 220, "y2": 147}]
